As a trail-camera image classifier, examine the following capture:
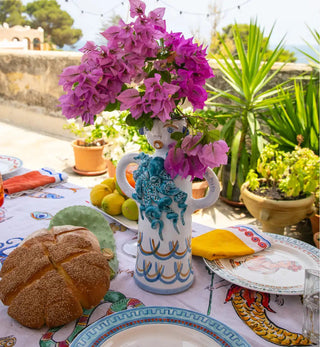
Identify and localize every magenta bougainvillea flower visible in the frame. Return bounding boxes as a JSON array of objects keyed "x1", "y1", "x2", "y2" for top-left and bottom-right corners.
[{"x1": 58, "y1": 0, "x2": 228, "y2": 179}]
